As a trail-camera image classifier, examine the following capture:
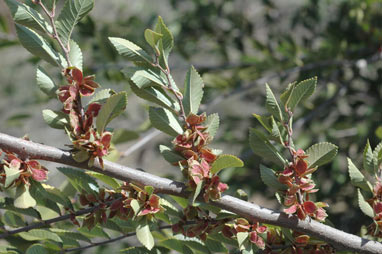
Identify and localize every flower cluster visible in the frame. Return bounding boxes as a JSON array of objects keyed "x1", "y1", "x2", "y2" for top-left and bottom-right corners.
[
  {"x1": 109, "y1": 183, "x2": 163, "y2": 221},
  {"x1": 173, "y1": 113, "x2": 228, "y2": 201},
  {"x1": 58, "y1": 67, "x2": 111, "y2": 167},
  {"x1": 278, "y1": 149, "x2": 328, "y2": 221},
  {"x1": 222, "y1": 218, "x2": 267, "y2": 249},
  {"x1": 367, "y1": 180, "x2": 382, "y2": 237},
  {"x1": 0, "y1": 149, "x2": 47, "y2": 189},
  {"x1": 172, "y1": 206, "x2": 226, "y2": 241}
]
